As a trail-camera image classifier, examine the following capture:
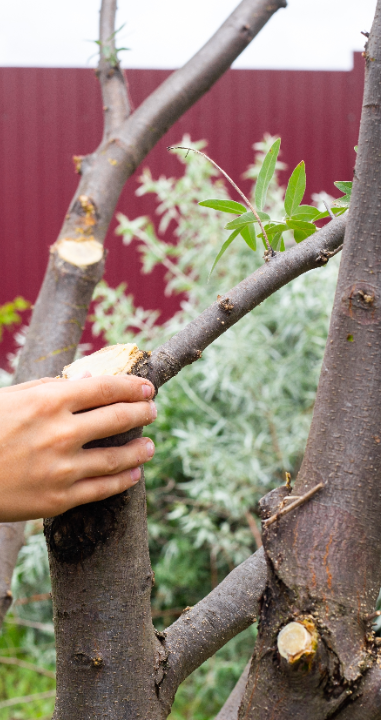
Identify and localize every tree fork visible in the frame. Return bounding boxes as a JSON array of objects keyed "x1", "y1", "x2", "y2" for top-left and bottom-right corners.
[
  {"x1": 238, "y1": 5, "x2": 381, "y2": 718},
  {"x1": 0, "y1": 0, "x2": 287, "y2": 630},
  {"x1": 43, "y1": 210, "x2": 344, "y2": 719}
]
